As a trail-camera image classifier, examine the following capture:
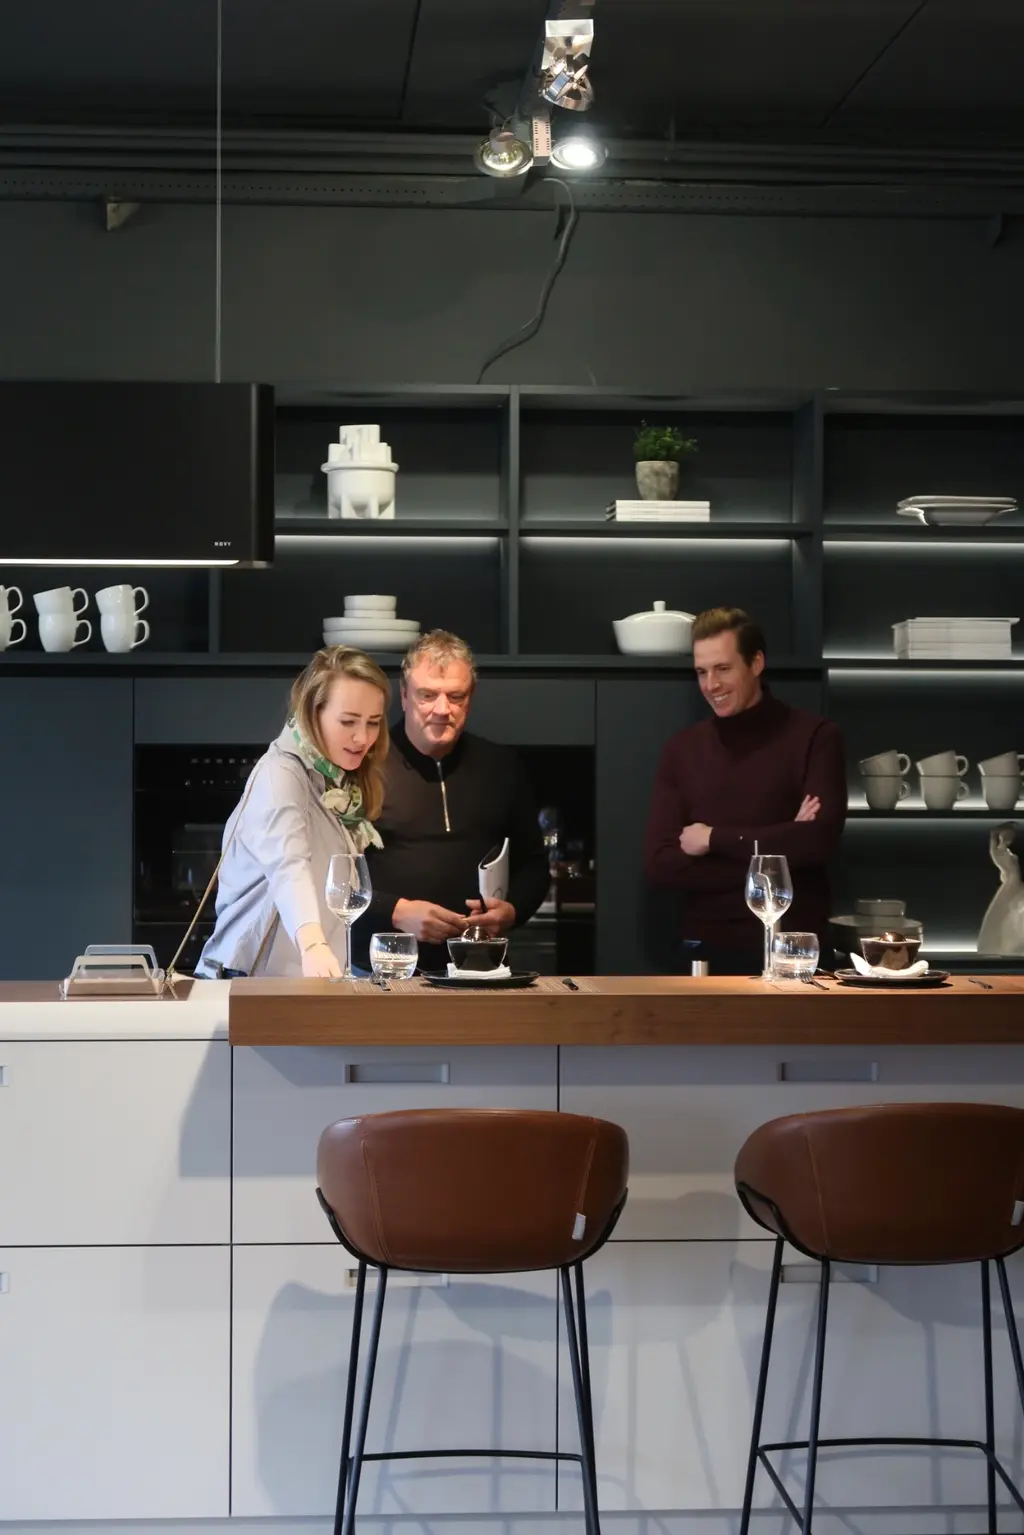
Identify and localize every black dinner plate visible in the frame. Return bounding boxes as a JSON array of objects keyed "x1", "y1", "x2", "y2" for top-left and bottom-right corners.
[
  {"x1": 421, "y1": 970, "x2": 540, "y2": 989},
  {"x1": 834, "y1": 968, "x2": 951, "y2": 988}
]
